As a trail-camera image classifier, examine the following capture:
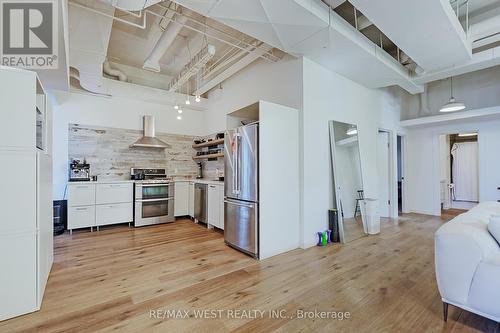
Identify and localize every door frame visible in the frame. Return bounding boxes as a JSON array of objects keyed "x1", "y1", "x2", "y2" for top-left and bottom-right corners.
[
  {"x1": 436, "y1": 129, "x2": 480, "y2": 214},
  {"x1": 378, "y1": 128, "x2": 397, "y2": 218},
  {"x1": 397, "y1": 133, "x2": 407, "y2": 214}
]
